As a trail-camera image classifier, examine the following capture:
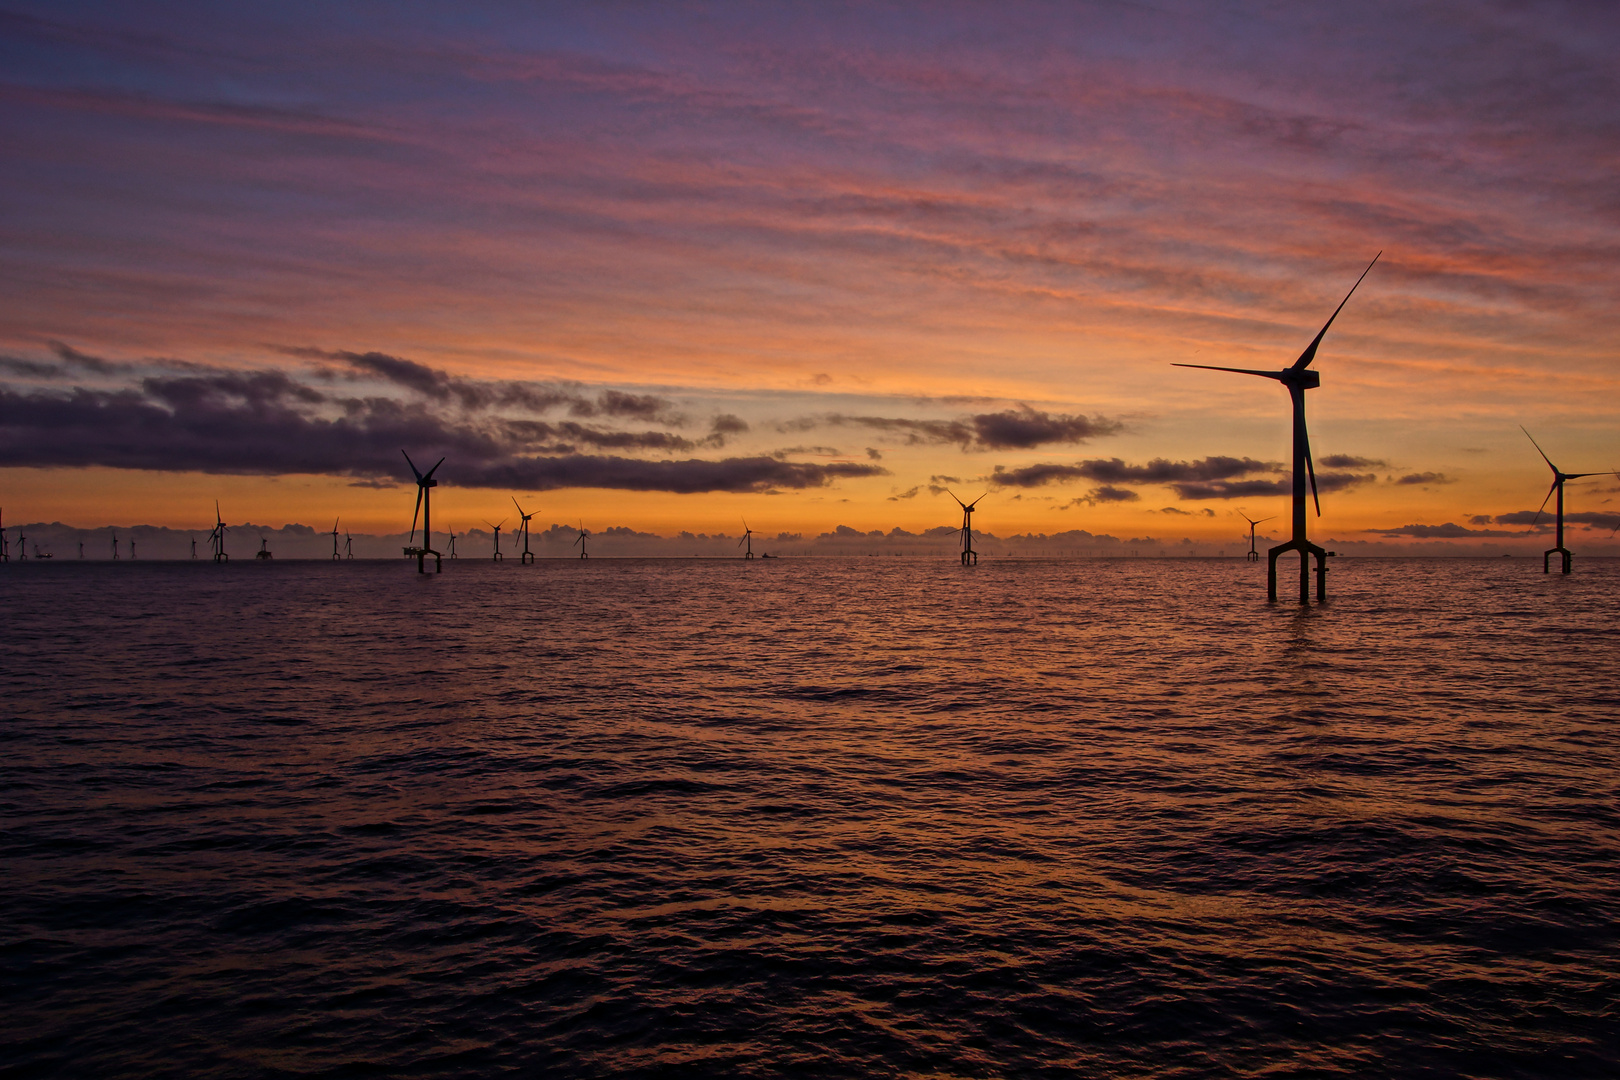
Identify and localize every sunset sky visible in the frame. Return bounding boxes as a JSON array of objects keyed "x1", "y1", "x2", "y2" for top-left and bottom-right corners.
[{"x1": 3, "y1": 2, "x2": 1618, "y2": 551}]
